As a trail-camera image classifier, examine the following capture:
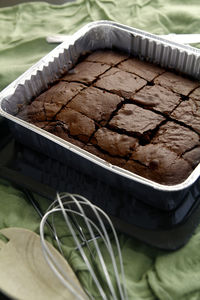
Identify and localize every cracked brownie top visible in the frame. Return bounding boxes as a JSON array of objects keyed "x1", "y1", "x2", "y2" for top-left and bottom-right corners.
[{"x1": 16, "y1": 50, "x2": 200, "y2": 185}]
